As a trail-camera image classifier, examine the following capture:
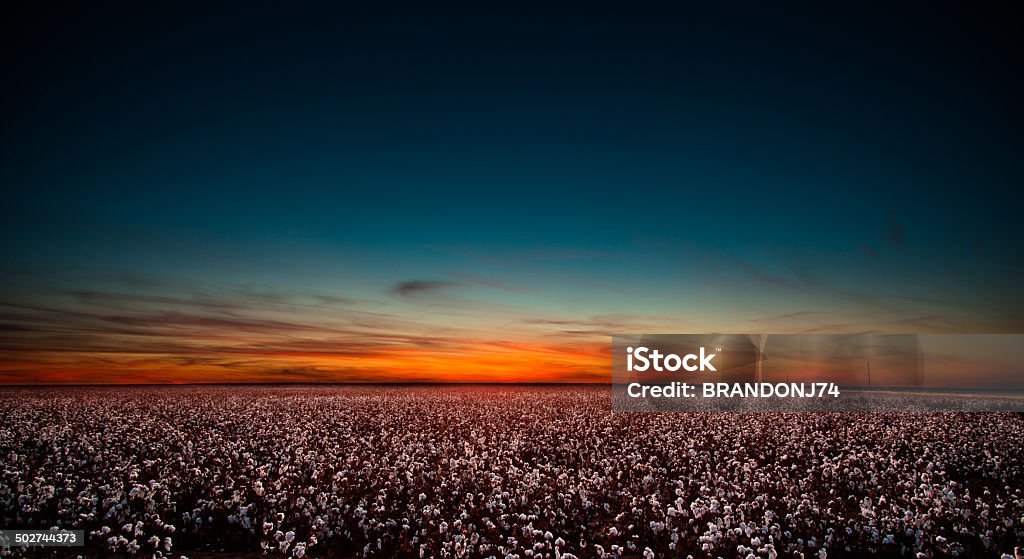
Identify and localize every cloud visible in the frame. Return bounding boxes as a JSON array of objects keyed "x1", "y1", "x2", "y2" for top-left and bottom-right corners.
[
  {"x1": 0, "y1": 280, "x2": 624, "y2": 384},
  {"x1": 313, "y1": 294, "x2": 356, "y2": 307},
  {"x1": 71, "y1": 290, "x2": 244, "y2": 311},
  {"x1": 389, "y1": 280, "x2": 460, "y2": 298}
]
